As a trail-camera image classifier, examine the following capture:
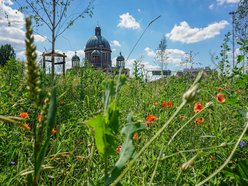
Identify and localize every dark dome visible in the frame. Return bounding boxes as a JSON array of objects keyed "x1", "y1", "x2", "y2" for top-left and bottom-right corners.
[
  {"x1": 117, "y1": 52, "x2": 124, "y2": 61},
  {"x1": 85, "y1": 36, "x2": 111, "y2": 51},
  {"x1": 72, "y1": 54, "x2": 80, "y2": 61}
]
